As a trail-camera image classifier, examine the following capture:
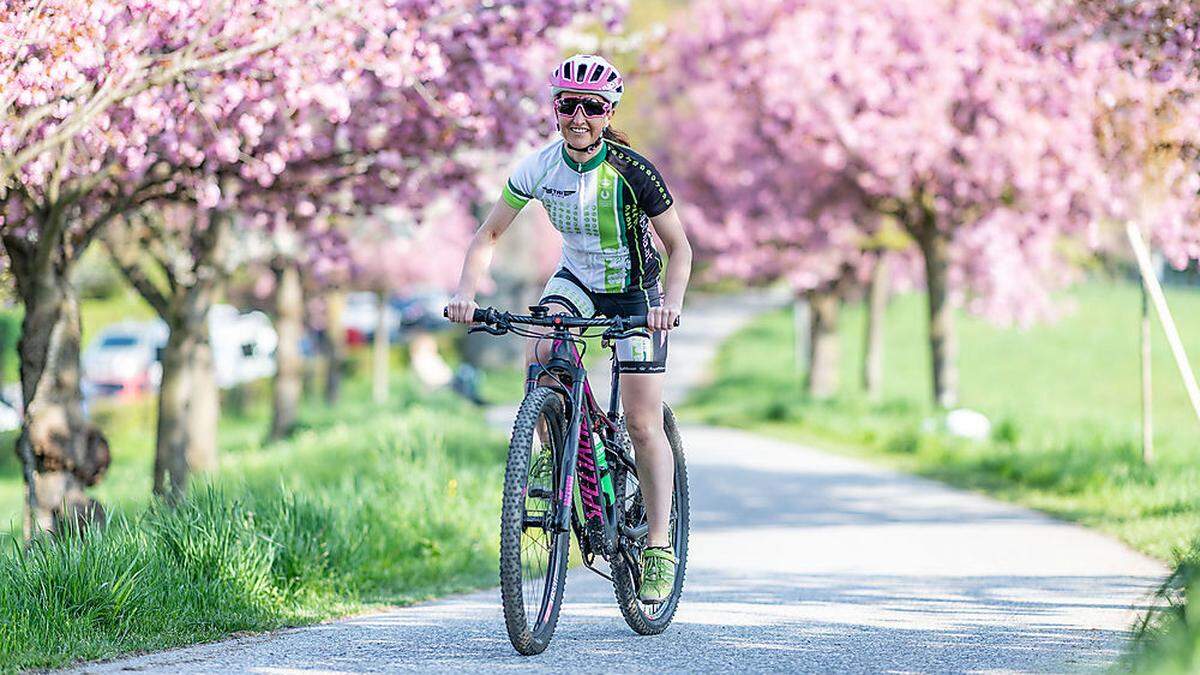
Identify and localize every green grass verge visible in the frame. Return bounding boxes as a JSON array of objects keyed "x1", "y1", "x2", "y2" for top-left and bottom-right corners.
[{"x1": 0, "y1": 376, "x2": 504, "y2": 671}]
